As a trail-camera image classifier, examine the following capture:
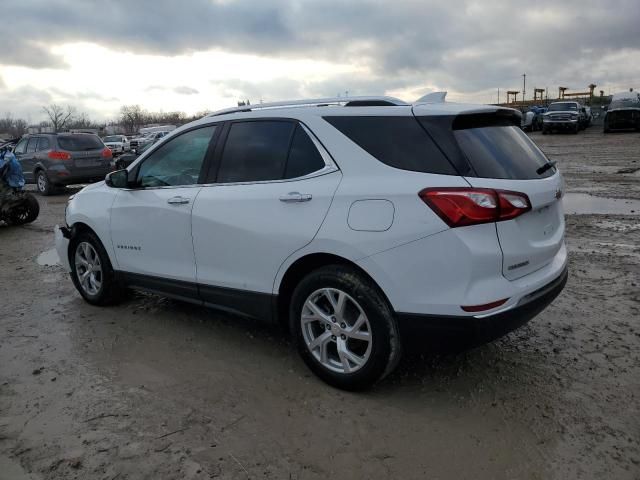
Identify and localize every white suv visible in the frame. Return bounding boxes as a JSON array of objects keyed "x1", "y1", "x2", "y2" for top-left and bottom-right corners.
[{"x1": 55, "y1": 95, "x2": 568, "y2": 390}]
